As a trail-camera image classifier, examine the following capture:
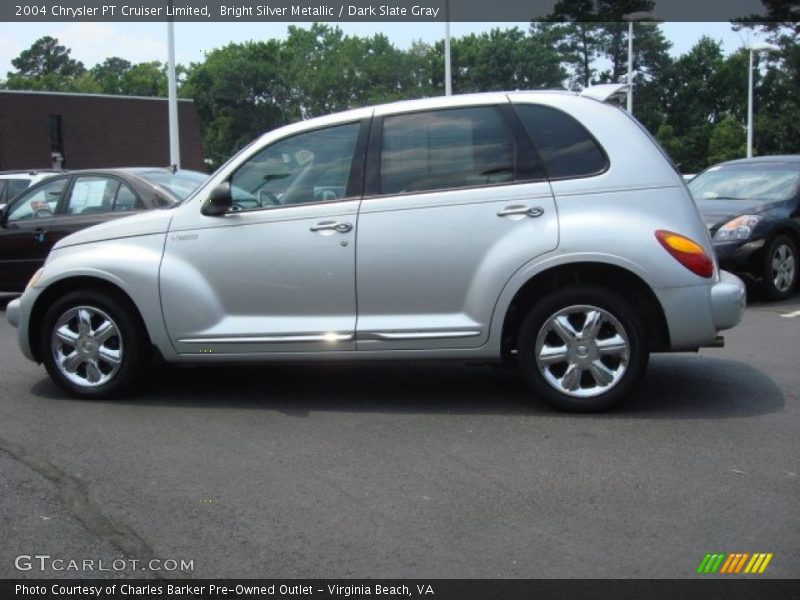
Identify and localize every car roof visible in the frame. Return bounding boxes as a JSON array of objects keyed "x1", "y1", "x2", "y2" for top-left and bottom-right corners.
[
  {"x1": 0, "y1": 169, "x2": 66, "y2": 177},
  {"x1": 251, "y1": 89, "x2": 583, "y2": 148}
]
